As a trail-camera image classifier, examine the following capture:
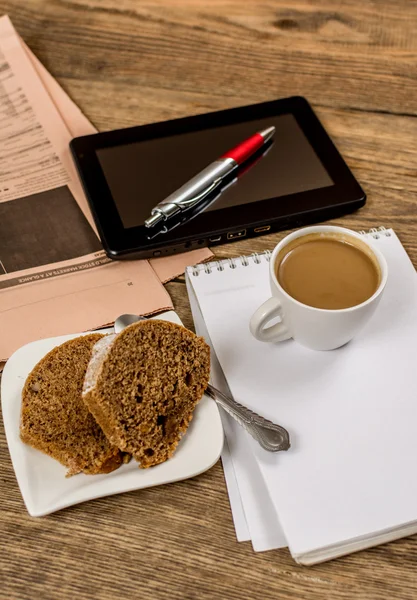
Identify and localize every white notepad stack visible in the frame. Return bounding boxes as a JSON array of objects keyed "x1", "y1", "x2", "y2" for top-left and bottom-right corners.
[{"x1": 185, "y1": 228, "x2": 417, "y2": 564}]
